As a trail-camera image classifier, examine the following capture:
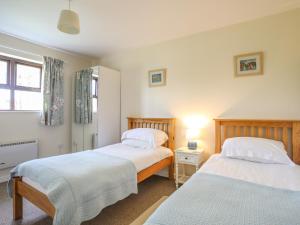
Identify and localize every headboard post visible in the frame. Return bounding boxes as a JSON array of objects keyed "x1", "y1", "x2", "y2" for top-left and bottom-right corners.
[
  {"x1": 167, "y1": 119, "x2": 176, "y2": 151},
  {"x1": 215, "y1": 120, "x2": 221, "y2": 153},
  {"x1": 292, "y1": 122, "x2": 300, "y2": 164}
]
